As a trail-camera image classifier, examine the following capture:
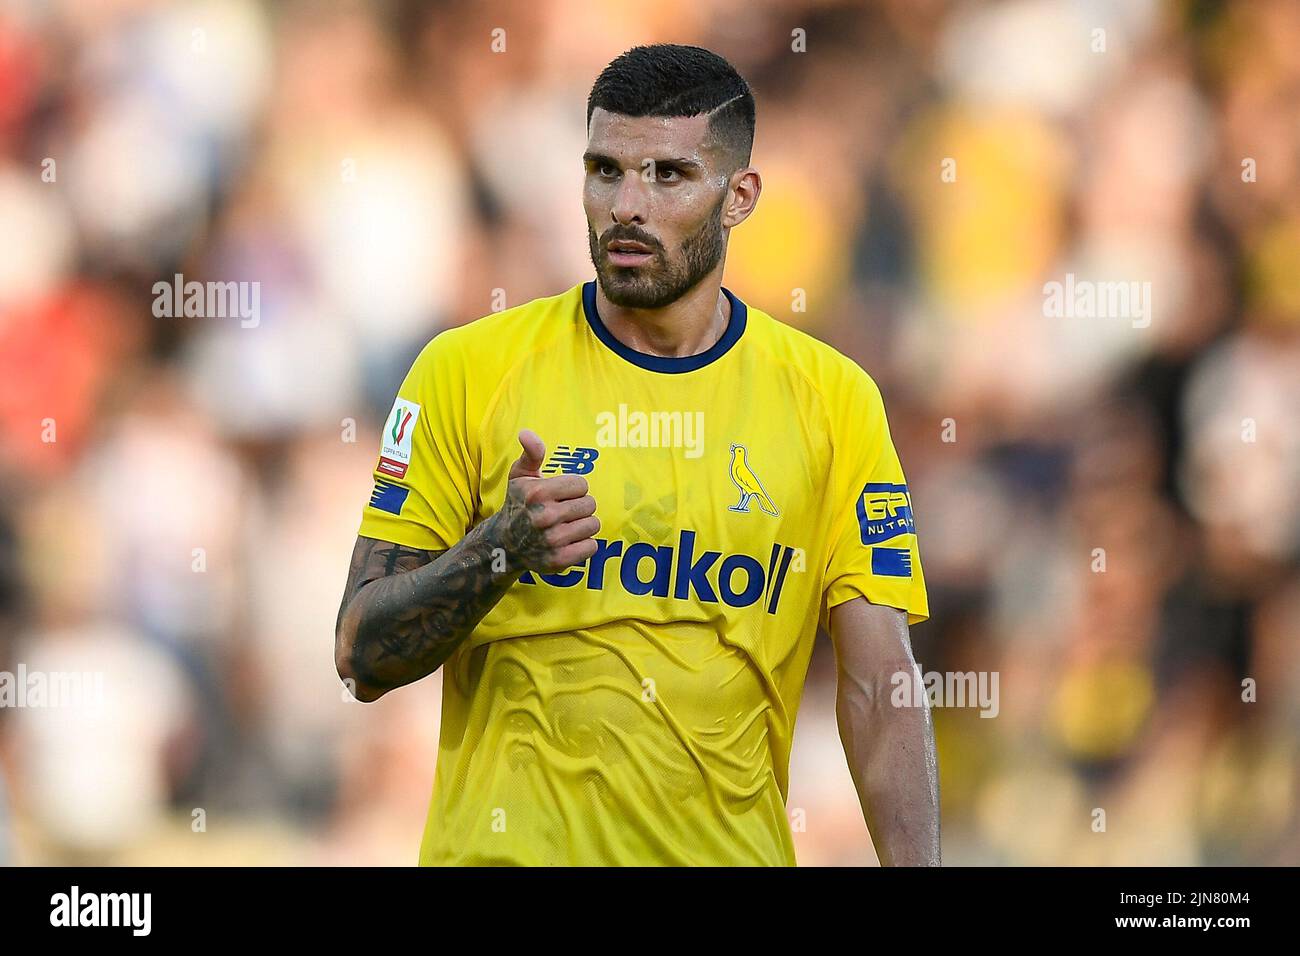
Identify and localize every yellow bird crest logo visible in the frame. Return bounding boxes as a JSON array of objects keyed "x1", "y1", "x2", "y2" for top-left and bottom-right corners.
[{"x1": 728, "y1": 444, "x2": 779, "y2": 517}]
